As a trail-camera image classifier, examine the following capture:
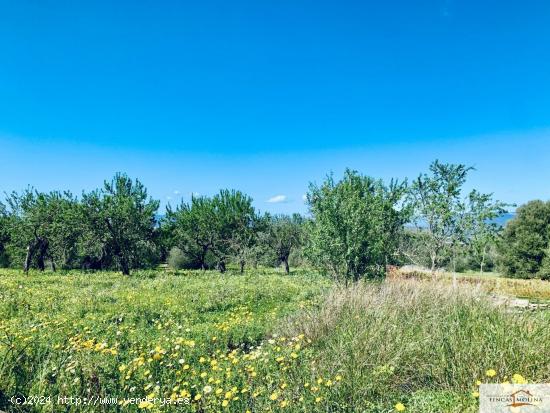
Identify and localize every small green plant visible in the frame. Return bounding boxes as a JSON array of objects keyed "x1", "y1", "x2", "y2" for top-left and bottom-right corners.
[{"x1": 167, "y1": 246, "x2": 187, "y2": 270}]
